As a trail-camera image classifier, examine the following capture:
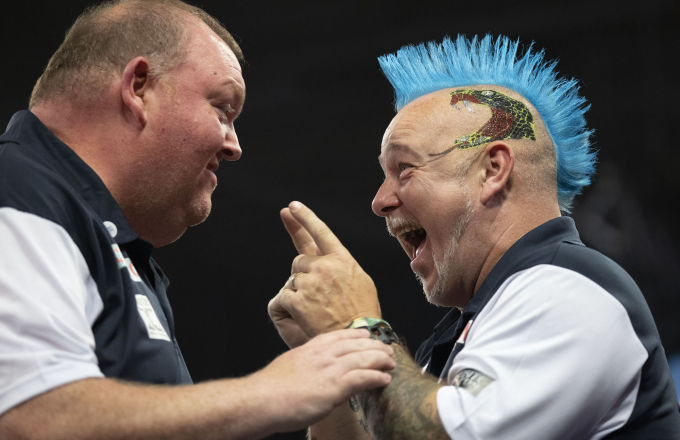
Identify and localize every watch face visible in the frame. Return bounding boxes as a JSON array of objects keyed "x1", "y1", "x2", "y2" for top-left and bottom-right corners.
[
  {"x1": 347, "y1": 319, "x2": 400, "y2": 345},
  {"x1": 370, "y1": 322, "x2": 399, "y2": 345}
]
